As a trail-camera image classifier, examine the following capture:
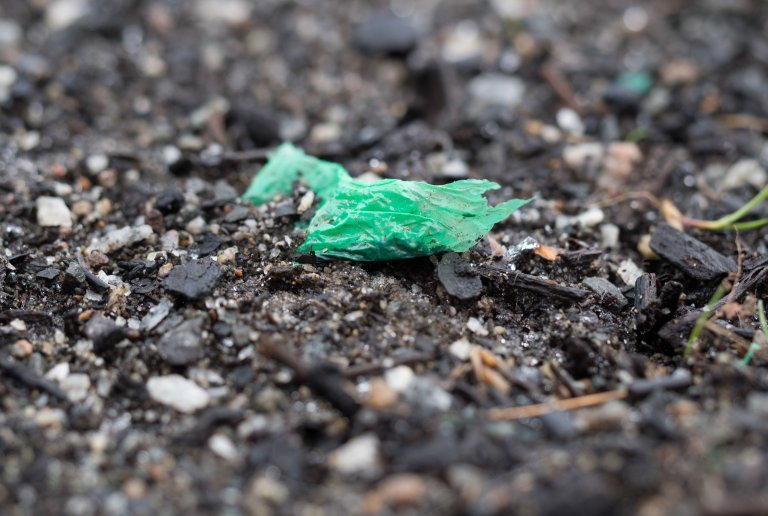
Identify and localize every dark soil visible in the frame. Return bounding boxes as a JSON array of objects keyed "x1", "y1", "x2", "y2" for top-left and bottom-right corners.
[{"x1": 2, "y1": 1, "x2": 768, "y2": 514}]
